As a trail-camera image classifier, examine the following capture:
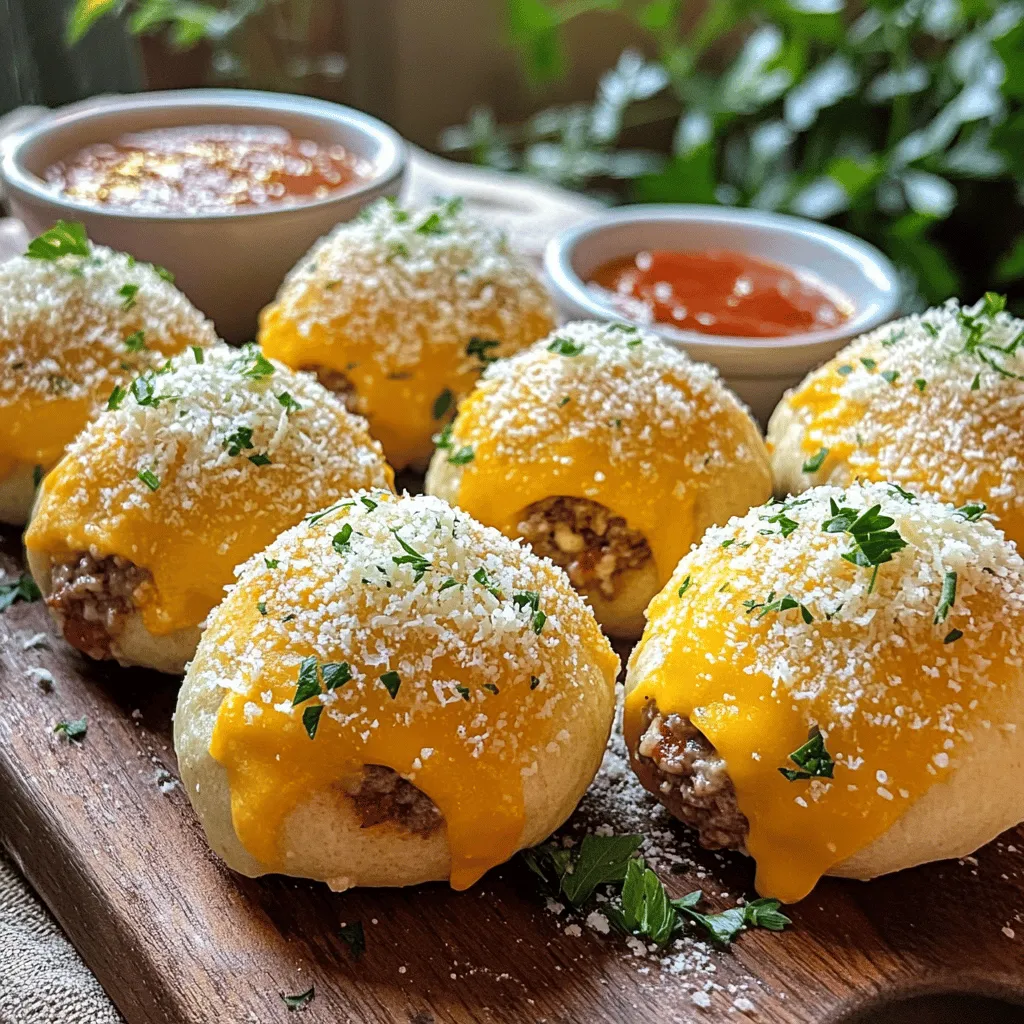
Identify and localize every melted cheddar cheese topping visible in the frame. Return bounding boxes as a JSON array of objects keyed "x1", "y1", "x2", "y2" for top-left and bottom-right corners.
[
  {"x1": 439, "y1": 322, "x2": 771, "y2": 589},
  {"x1": 25, "y1": 345, "x2": 391, "y2": 635},
  {"x1": 203, "y1": 492, "x2": 619, "y2": 889},
  {"x1": 258, "y1": 197, "x2": 554, "y2": 470},
  {"x1": 0, "y1": 244, "x2": 217, "y2": 482},
  {"x1": 624, "y1": 482, "x2": 1024, "y2": 903},
  {"x1": 774, "y1": 298, "x2": 1024, "y2": 549}
]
